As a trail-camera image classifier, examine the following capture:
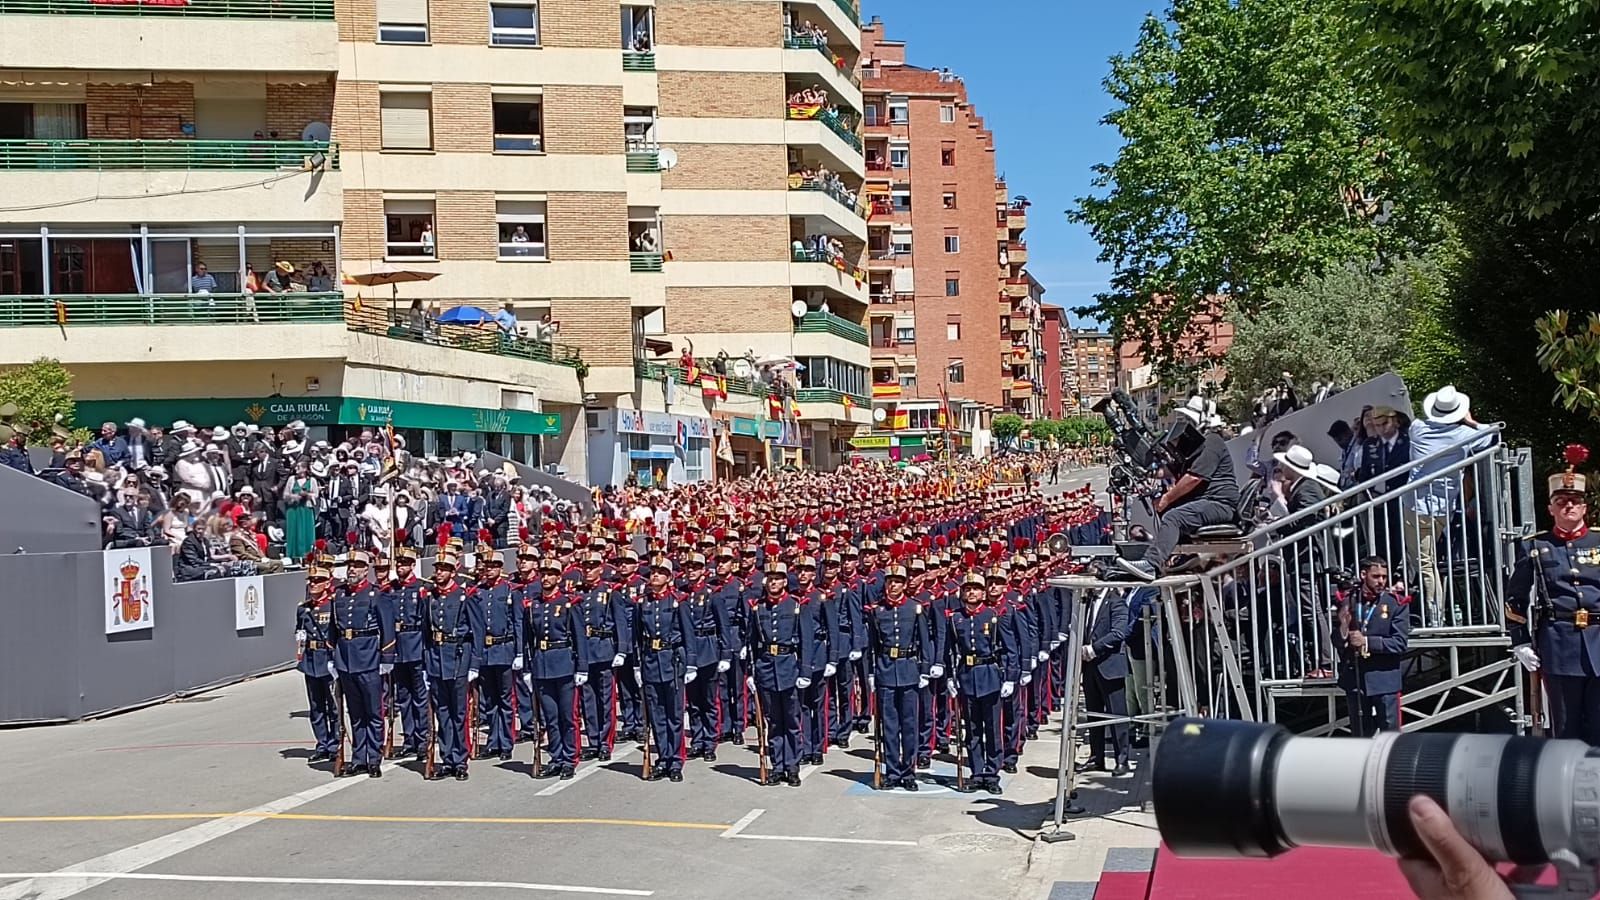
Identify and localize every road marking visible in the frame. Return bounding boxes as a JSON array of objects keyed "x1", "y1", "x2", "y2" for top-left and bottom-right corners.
[
  {"x1": 718, "y1": 807, "x2": 918, "y2": 847},
  {"x1": 536, "y1": 745, "x2": 640, "y2": 797},
  {"x1": 0, "y1": 813, "x2": 726, "y2": 831},
  {"x1": 94, "y1": 740, "x2": 312, "y2": 753},
  {"x1": 719, "y1": 809, "x2": 765, "y2": 839},
  {"x1": 0, "y1": 872, "x2": 651, "y2": 896},
  {"x1": 798, "y1": 762, "x2": 822, "y2": 782}
]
